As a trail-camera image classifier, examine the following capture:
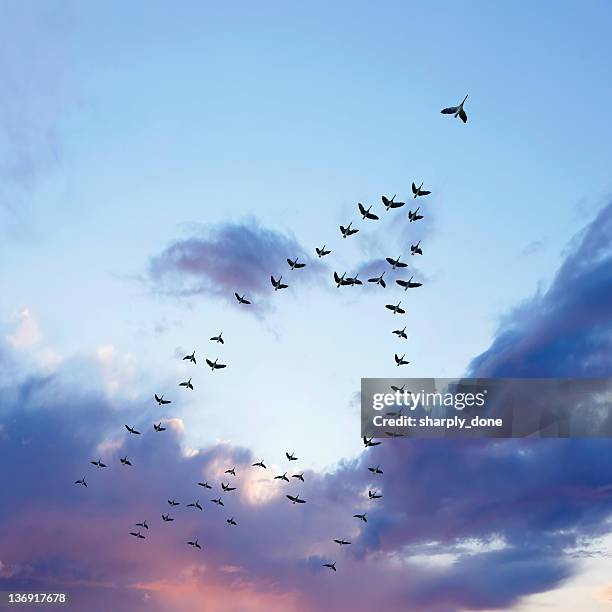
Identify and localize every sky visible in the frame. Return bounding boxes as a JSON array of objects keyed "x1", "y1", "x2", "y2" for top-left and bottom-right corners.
[{"x1": 1, "y1": 1, "x2": 612, "y2": 610}]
